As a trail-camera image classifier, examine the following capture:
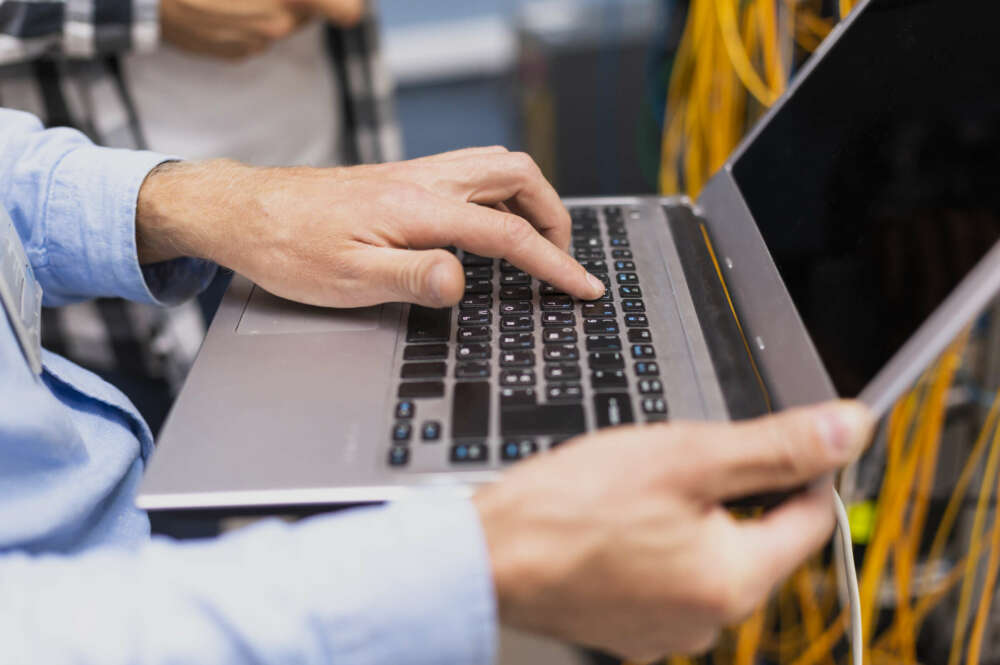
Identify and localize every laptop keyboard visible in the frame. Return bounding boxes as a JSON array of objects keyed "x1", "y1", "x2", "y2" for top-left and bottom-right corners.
[{"x1": 388, "y1": 205, "x2": 667, "y2": 469}]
